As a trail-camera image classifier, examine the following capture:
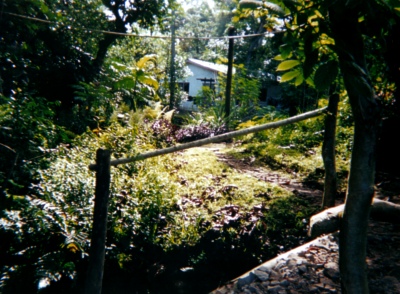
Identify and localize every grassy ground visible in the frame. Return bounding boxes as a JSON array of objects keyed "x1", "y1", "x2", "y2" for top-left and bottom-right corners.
[
  {"x1": 0, "y1": 118, "x2": 341, "y2": 293},
  {"x1": 136, "y1": 142, "x2": 324, "y2": 293}
]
